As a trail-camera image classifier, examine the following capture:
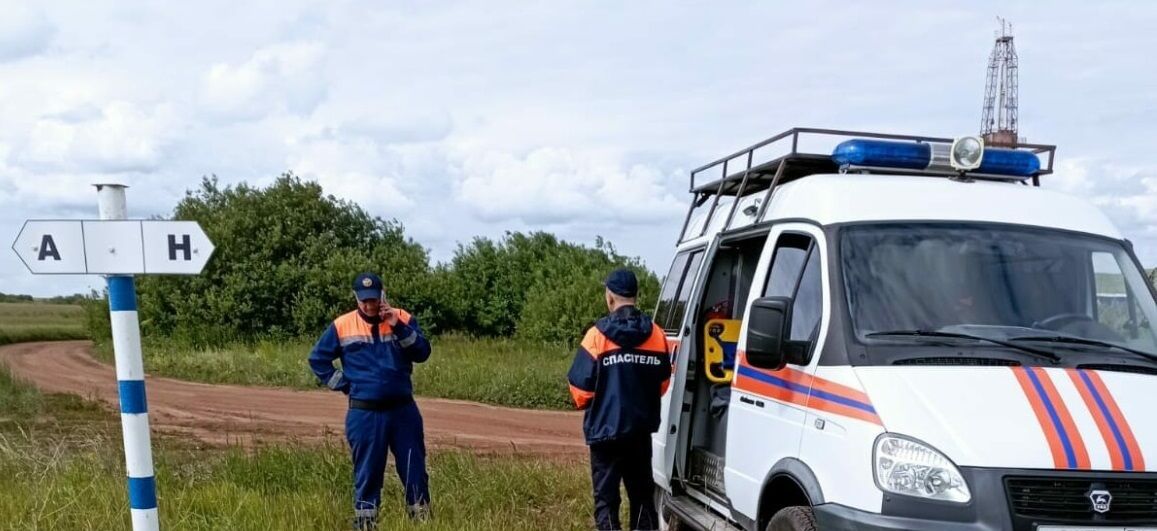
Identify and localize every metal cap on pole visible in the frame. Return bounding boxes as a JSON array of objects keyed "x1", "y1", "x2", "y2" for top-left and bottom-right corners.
[{"x1": 95, "y1": 183, "x2": 129, "y2": 221}]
